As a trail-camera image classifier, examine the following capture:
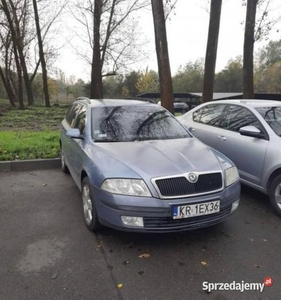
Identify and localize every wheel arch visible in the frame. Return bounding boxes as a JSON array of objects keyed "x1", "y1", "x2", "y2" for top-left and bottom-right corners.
[
  {"x1": 267, "y1": 168, "x2": 281, "y2": 191},
  {"x1": 81, "y1": 170, "x2": 88, "y2": 184}
]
